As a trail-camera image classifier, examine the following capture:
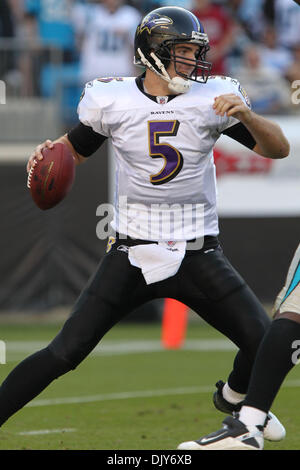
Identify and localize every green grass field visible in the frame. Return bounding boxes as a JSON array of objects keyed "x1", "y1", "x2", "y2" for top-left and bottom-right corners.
[{"x1": 0, "y1": 317, "x2": 299, "y2": 451}]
